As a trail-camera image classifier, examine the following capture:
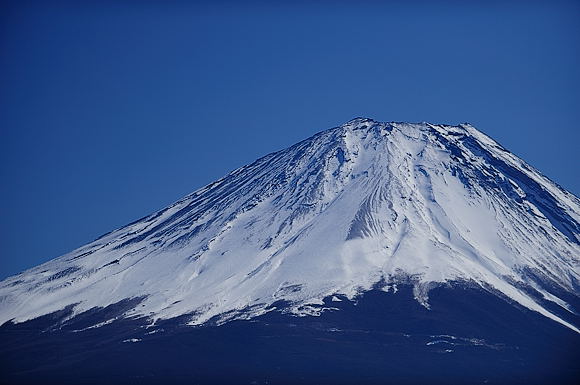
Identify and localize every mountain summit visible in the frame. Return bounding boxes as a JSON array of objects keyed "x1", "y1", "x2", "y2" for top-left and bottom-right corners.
[{"x1": 1, "y1": 118, "x2": 579, "y2": 332}]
